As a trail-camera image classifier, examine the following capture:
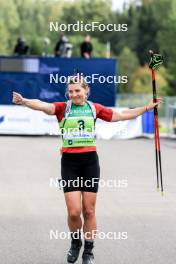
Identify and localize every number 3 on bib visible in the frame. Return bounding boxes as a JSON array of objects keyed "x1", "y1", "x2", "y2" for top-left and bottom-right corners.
[{"x1": 78, "y1": 120, "x2": 85, "y2": 130}]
